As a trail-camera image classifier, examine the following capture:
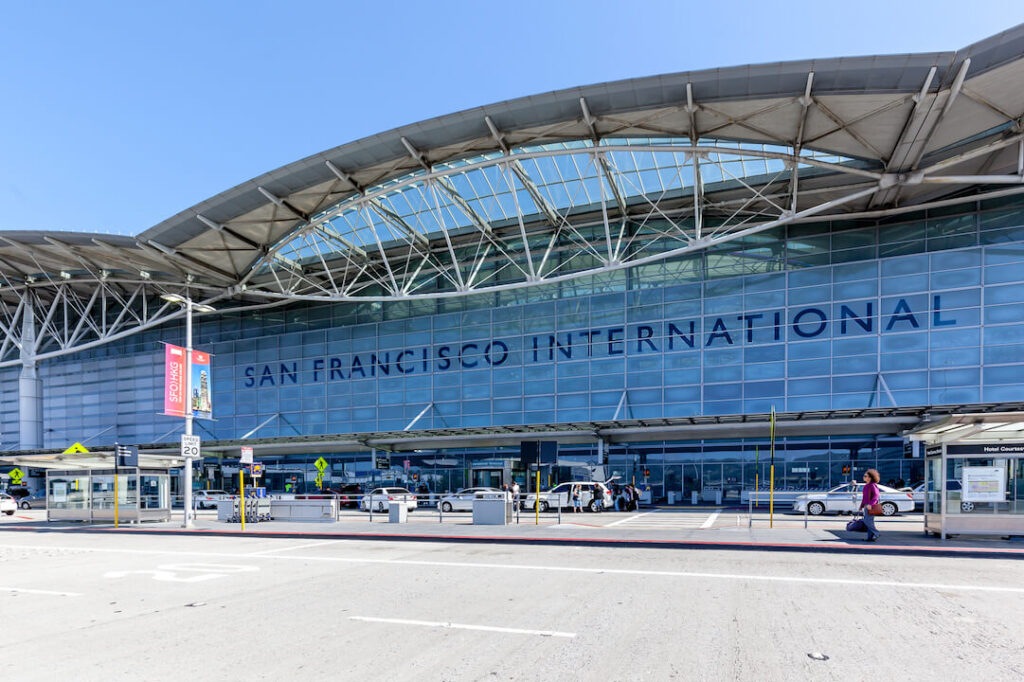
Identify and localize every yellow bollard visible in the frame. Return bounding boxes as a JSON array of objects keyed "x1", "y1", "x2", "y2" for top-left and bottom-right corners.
[
  {"x1": 239, "y1": 469, "x2": 245, "y2": 532},
  {"x1": 535, "y1": 469, "x2": 540, "y2": 525}
]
